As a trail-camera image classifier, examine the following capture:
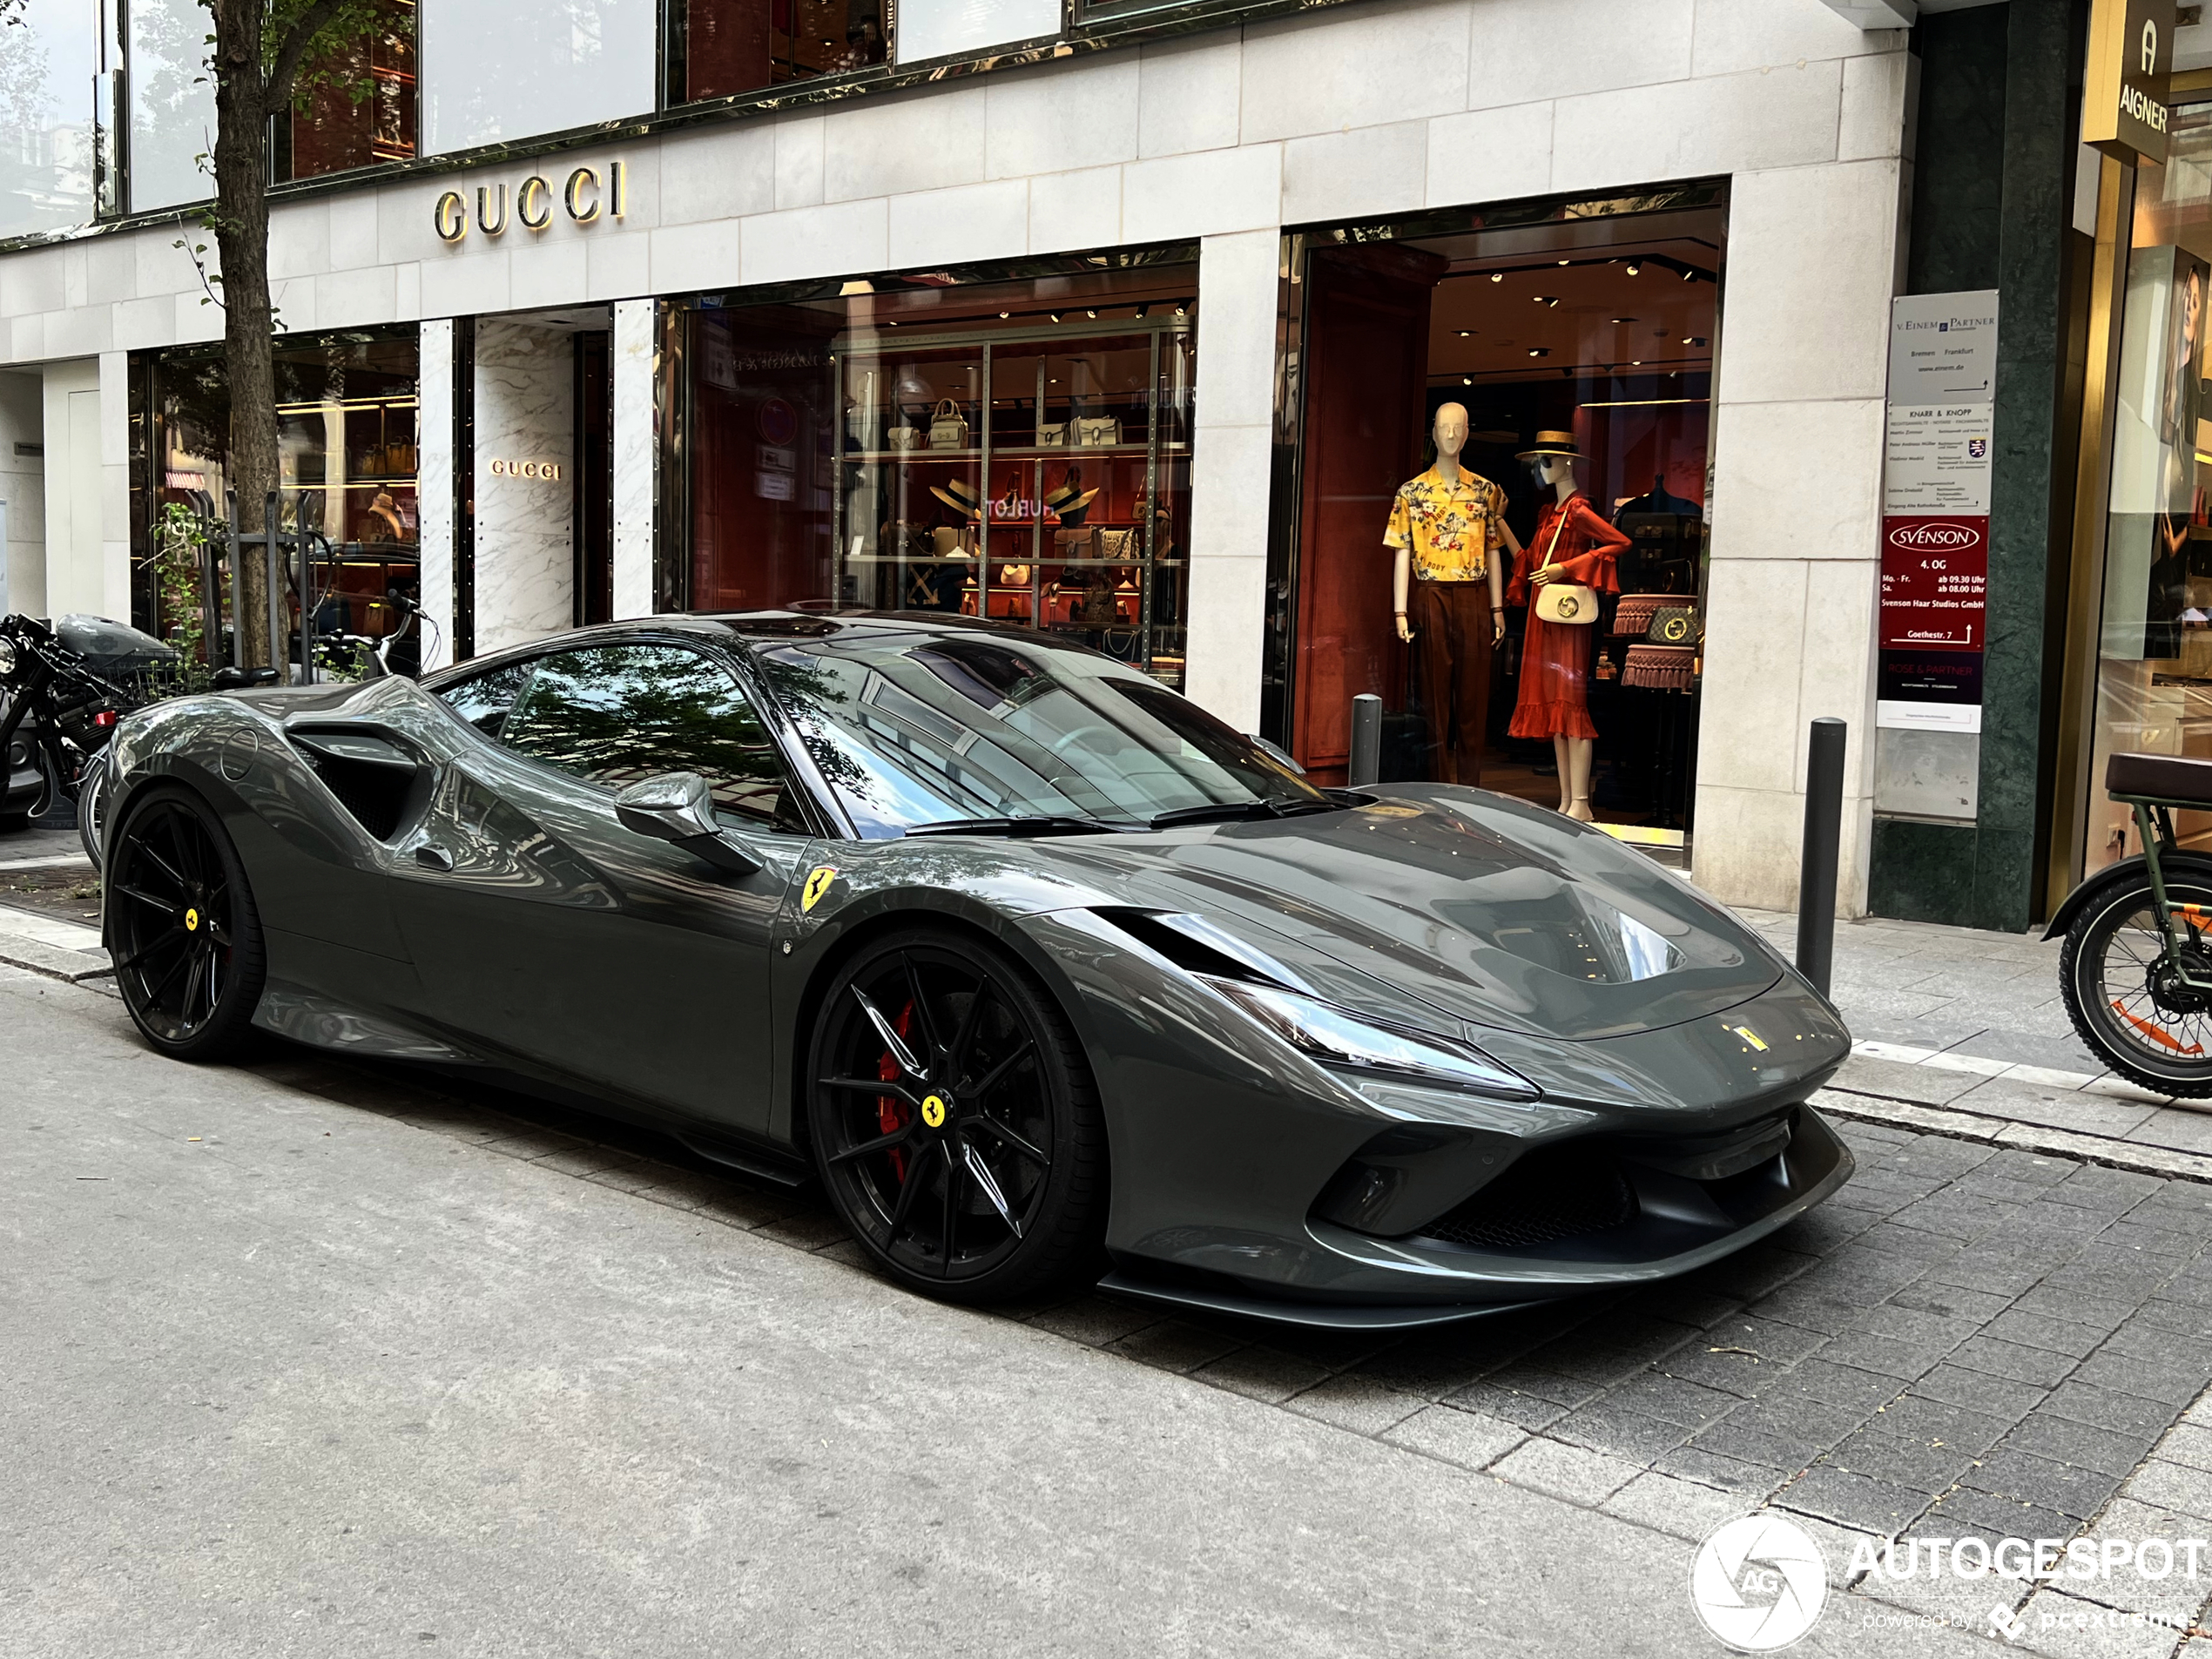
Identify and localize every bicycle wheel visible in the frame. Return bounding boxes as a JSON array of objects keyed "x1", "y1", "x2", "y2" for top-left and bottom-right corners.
[{"x1": 2060, "y1": 874, "x2": 2212, "y2": 1098}]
